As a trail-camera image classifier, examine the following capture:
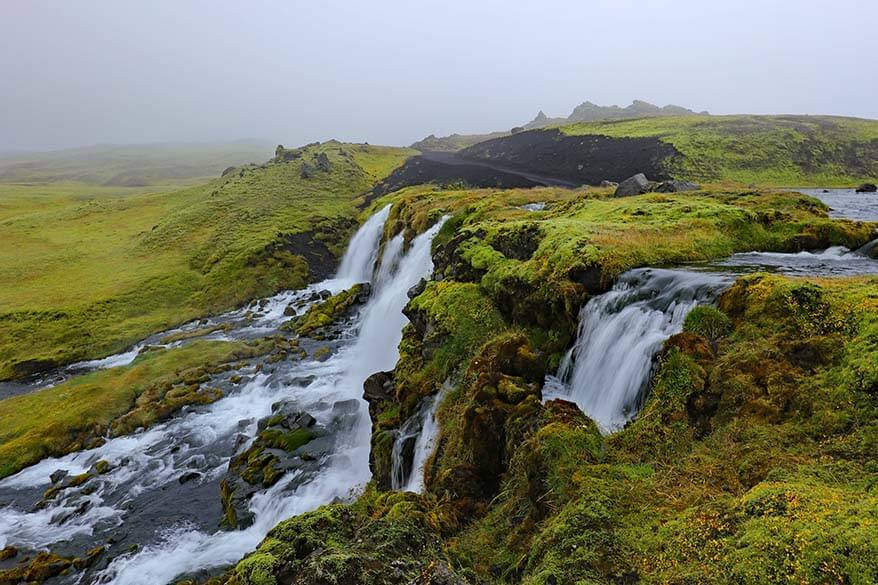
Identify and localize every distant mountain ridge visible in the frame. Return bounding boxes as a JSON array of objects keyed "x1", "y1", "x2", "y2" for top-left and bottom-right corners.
[
  {"x1": 525, "y1": 99, "x2": 707, "y2": 129},
  {"x1": 412, "y1": 99, "x2": 707, "y2": 150}
]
